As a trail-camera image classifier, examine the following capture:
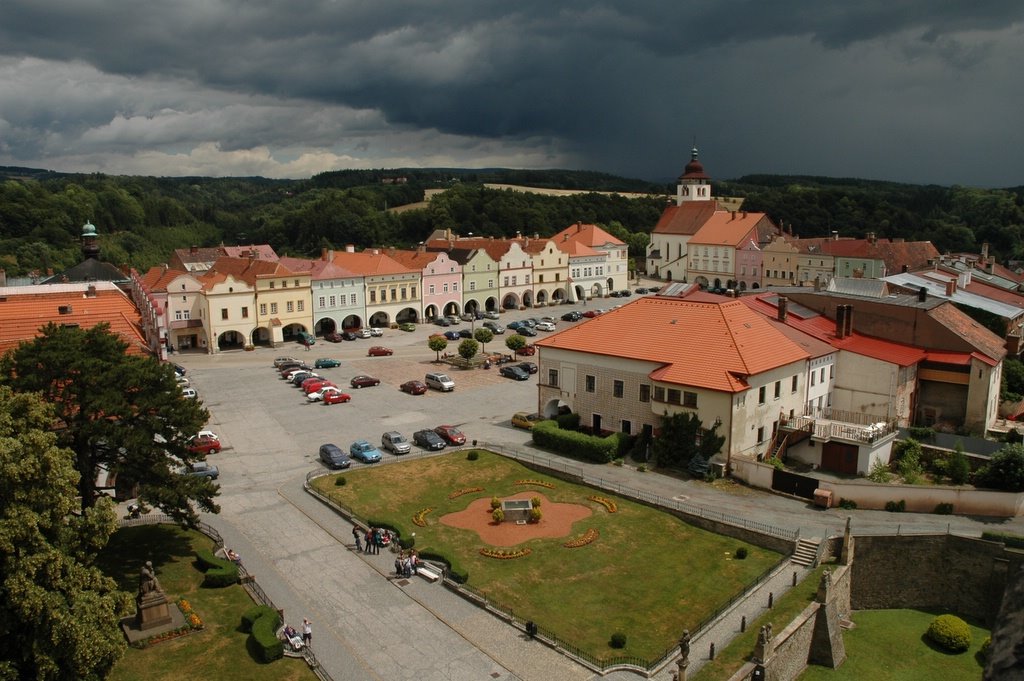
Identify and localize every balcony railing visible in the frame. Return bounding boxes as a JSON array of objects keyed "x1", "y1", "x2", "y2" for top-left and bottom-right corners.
[{"x1": 781, "y1": 411, "x2": 894, "y2": 445}]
